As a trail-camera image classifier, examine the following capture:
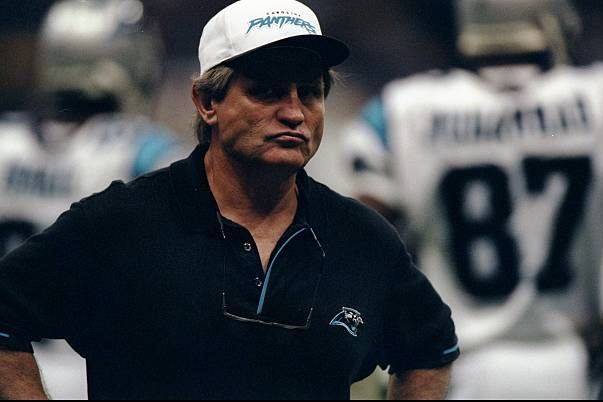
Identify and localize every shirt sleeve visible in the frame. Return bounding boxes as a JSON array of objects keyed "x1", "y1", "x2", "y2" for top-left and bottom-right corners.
[
  {"x1": 0, "y1": 202, "x2": 96, "y2": 353},
  {"x1": 383, "y1": 244, "x2": 460, "y2": 373}
]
